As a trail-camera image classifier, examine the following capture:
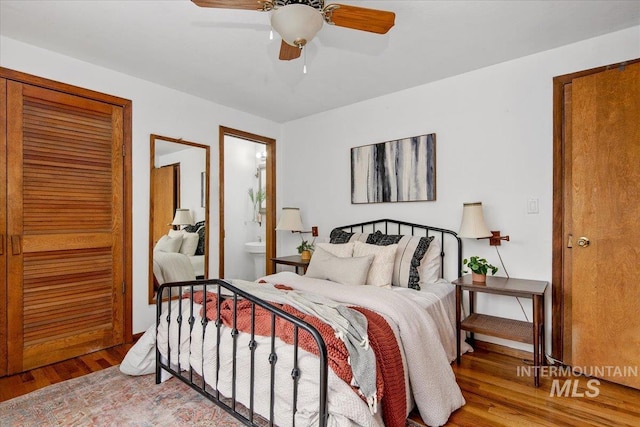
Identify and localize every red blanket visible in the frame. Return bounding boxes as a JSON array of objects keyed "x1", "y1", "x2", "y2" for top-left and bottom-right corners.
[{"x1": 190, "y1": 289, "x2": 406, "y2": 427}]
